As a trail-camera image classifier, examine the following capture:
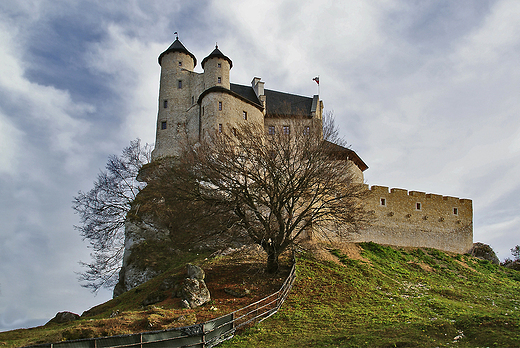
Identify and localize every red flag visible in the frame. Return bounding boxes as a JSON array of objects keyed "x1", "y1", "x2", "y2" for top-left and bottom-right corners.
[{"x1": 313, "y1": 76, "x2": 319, "y2": 85}]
